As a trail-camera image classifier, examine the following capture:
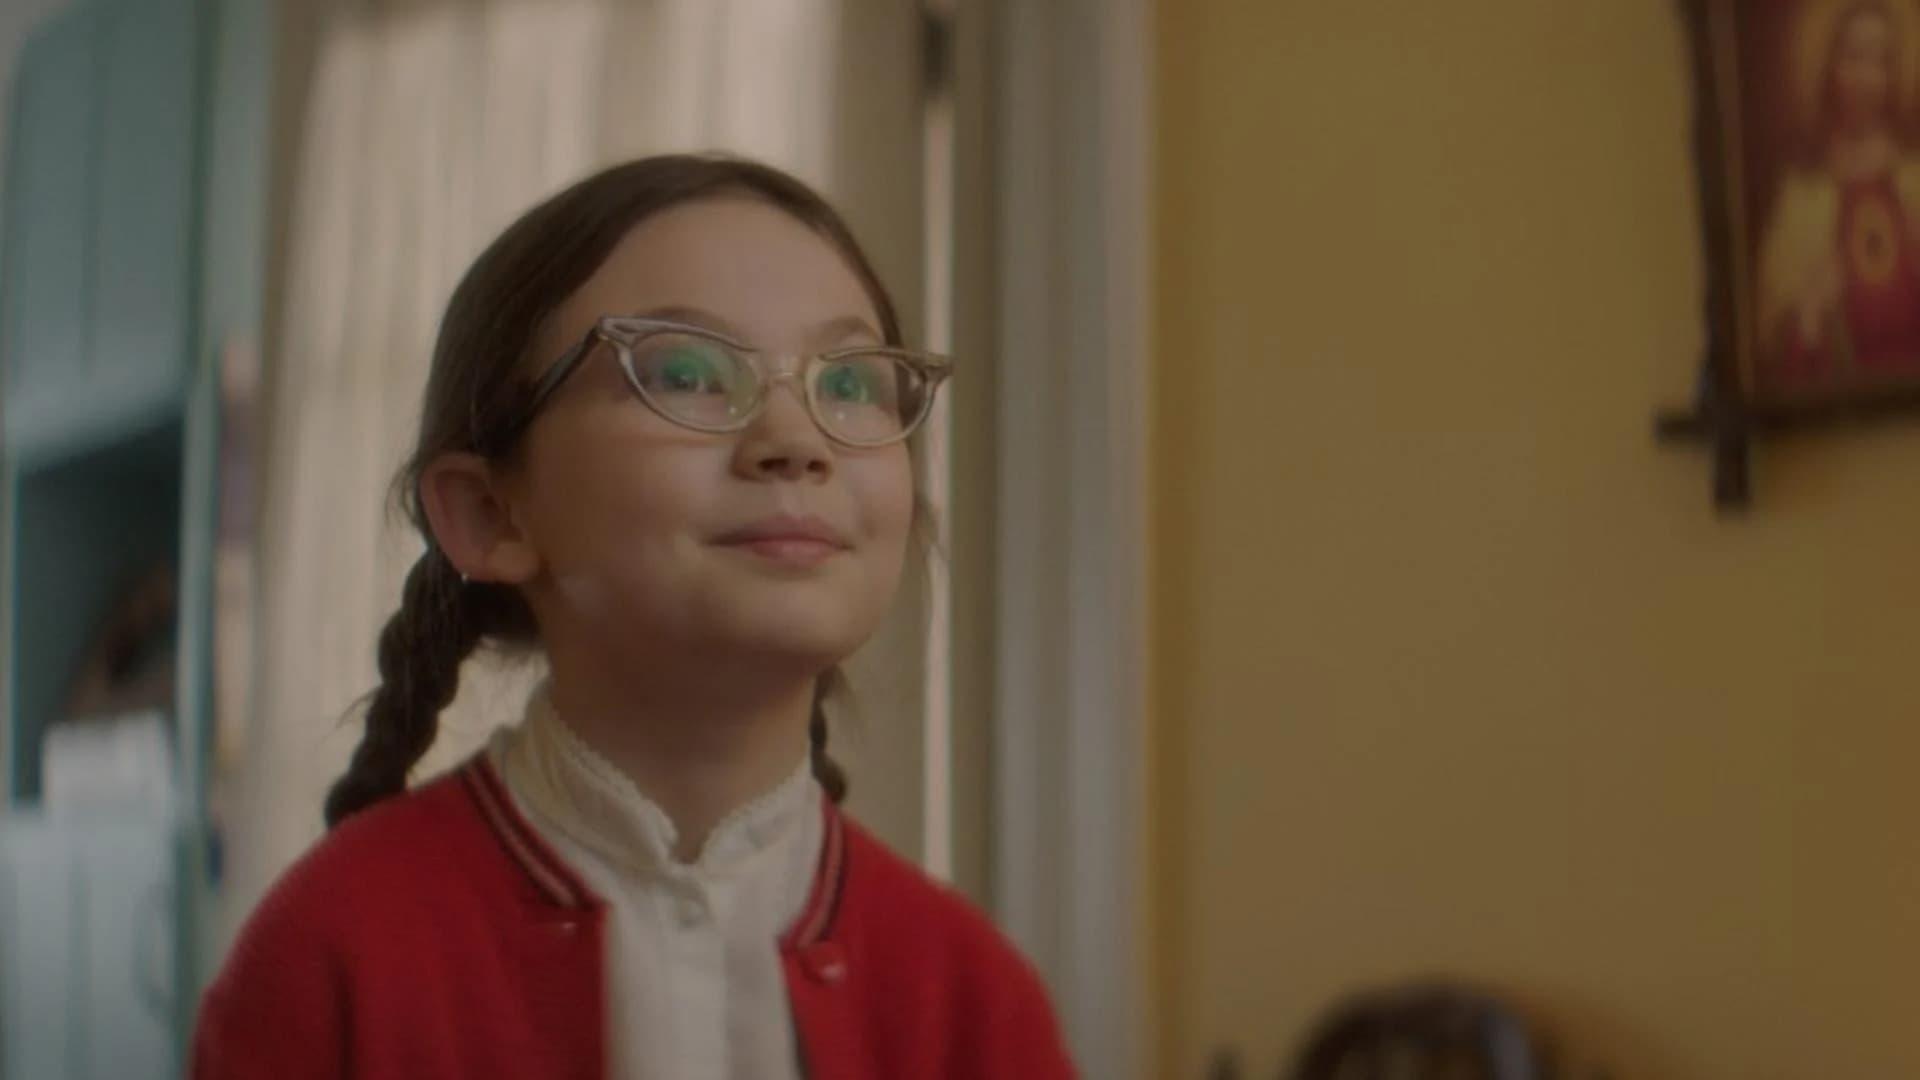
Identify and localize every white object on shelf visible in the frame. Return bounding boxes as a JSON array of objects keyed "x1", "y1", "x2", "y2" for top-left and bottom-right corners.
[{"x1": 41, "y1": 710, "x2": 176, "y2": 817}]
